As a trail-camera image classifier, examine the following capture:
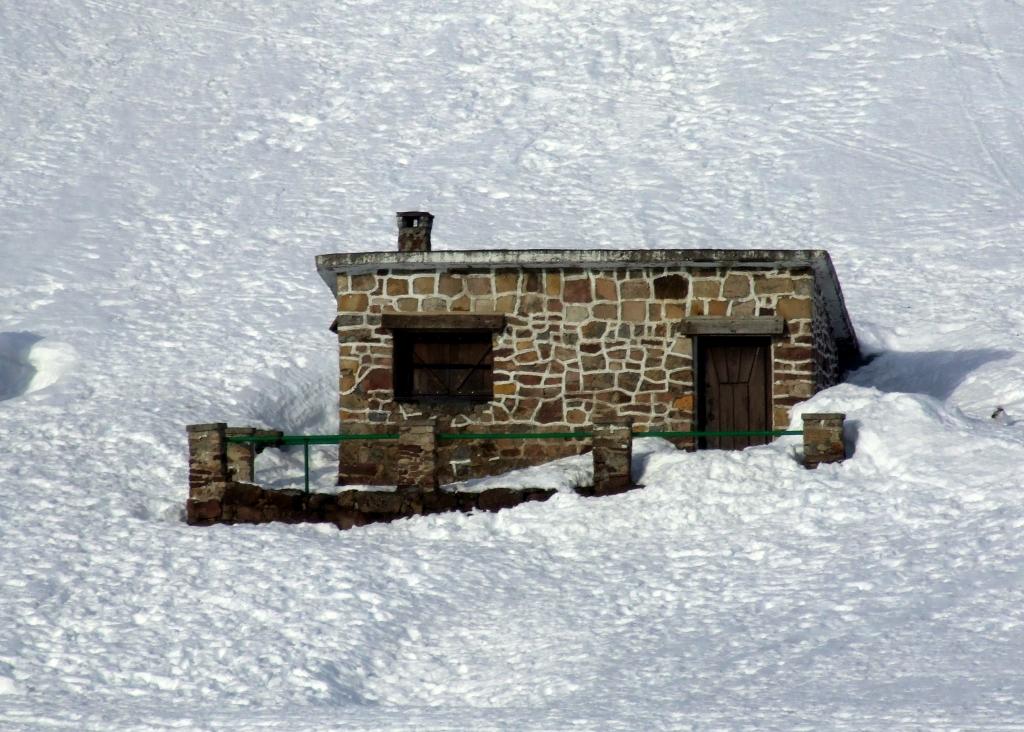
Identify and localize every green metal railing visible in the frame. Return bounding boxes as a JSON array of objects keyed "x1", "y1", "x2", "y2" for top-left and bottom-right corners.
[
  {"x1": 634, "y1": 429, "x2": 802, "y2": 438},
  {"x1": 227, "y1": 428, "x2": 802, "y2": 494}
]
